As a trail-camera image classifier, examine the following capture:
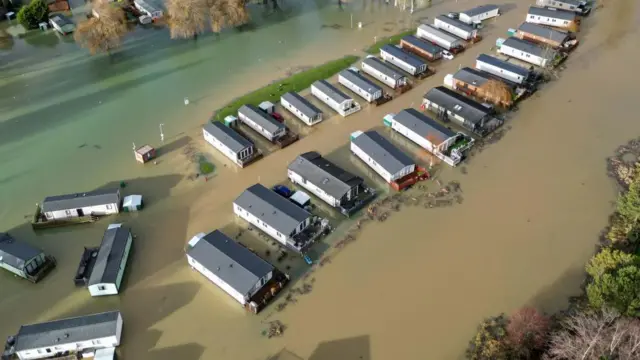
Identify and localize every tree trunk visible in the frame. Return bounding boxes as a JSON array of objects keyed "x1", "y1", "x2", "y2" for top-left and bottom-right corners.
[
  {"x1": 271, "y1": 0, "x2": 279, "y2": 11},
  {"x1": 193, "y1": 33, "x2": 198, "y2": 41}
]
